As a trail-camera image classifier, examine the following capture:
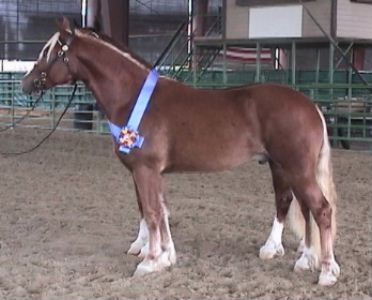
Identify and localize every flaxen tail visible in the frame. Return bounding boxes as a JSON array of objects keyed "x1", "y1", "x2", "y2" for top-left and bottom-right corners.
[{"x1": 288, "y1": 105, "x2": 337, "y2": 262}]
